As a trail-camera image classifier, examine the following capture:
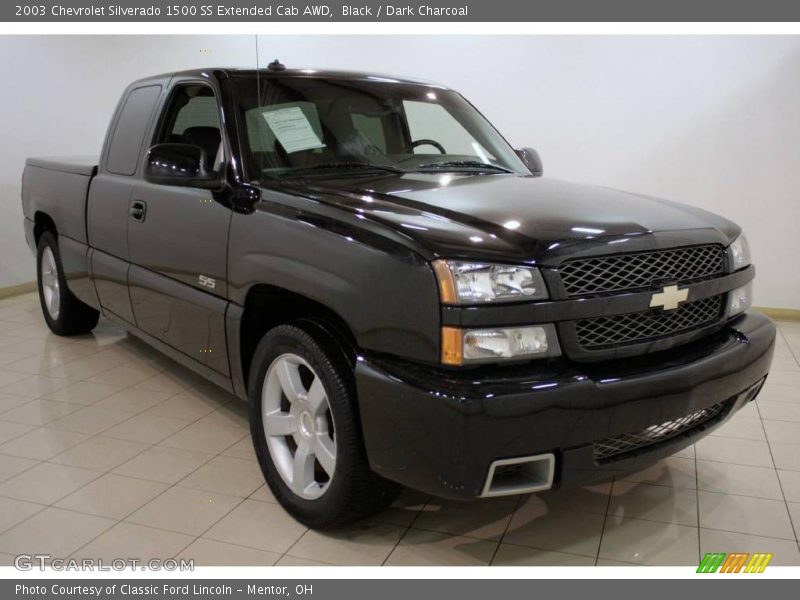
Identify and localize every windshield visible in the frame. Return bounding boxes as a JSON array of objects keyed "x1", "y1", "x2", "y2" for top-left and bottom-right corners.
[{"x1": 230, "y1": 74, "x2": 530, "y2": 180}]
